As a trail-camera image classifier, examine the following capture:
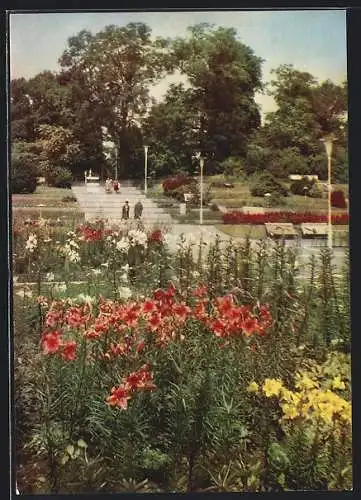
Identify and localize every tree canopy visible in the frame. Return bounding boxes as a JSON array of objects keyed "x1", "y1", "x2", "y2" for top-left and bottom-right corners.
[{"x1": 10, "y1": 25, "x2": 348, "y2": 183}]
